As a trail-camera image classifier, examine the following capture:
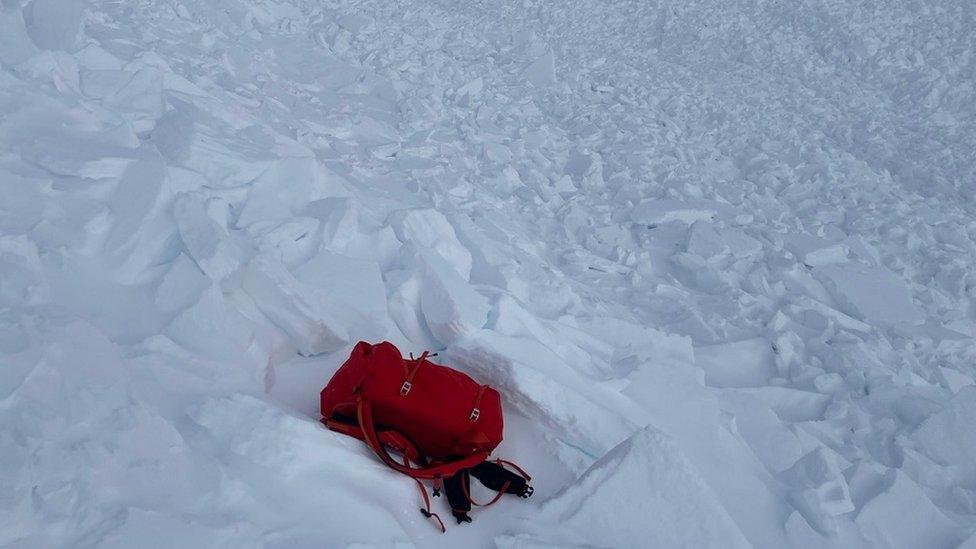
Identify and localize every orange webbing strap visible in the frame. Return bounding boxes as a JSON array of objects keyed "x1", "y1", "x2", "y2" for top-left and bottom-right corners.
[
  {"x1": 493, "y1": 459, "x2": 532, "y2": 481},
  {"x1": 461, "y1": 471, "x2": 509, "y2": 508},
  {"x1": 400, "y1": 351, "x2": 428, "y2": 396},
  {"x1": 400, "y1": 451, "x2": 445, "y2": 532},
  {"x1": 469, "y1": 385, "x2": 487, "y2": 421},
  {"x1": 356, "y1": 396, "x2": 488, "y2": 479},
  {"x1": 323, "y1": 418, "x2": 423, "y2": 463}
]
